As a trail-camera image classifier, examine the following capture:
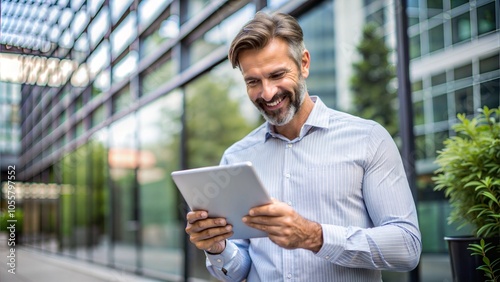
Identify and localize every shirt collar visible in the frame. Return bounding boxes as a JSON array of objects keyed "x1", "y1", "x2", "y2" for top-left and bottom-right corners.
[{"x1": 264, "y1": 96, "x2": 330, "y2": 141}]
